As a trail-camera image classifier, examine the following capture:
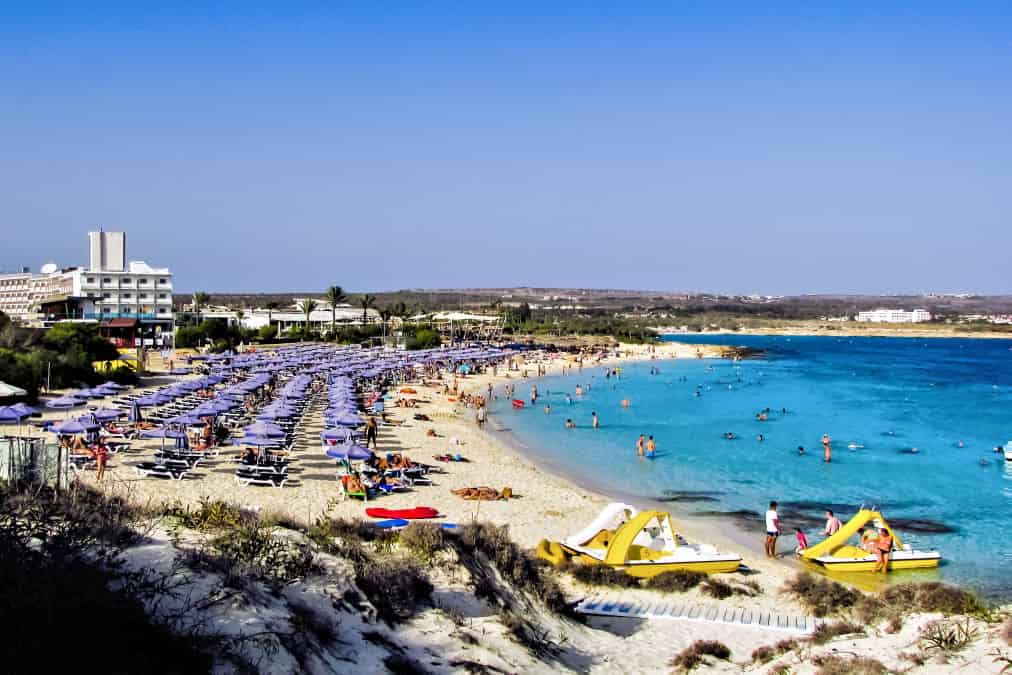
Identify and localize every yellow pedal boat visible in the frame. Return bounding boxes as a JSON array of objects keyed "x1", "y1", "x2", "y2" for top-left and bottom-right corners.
[
  {"x1": 800, "y1": 509, "x2": 941, "y2": 572},
  {"x1": 536, "y1": 503, "x2": 742, "y2": 577}
]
